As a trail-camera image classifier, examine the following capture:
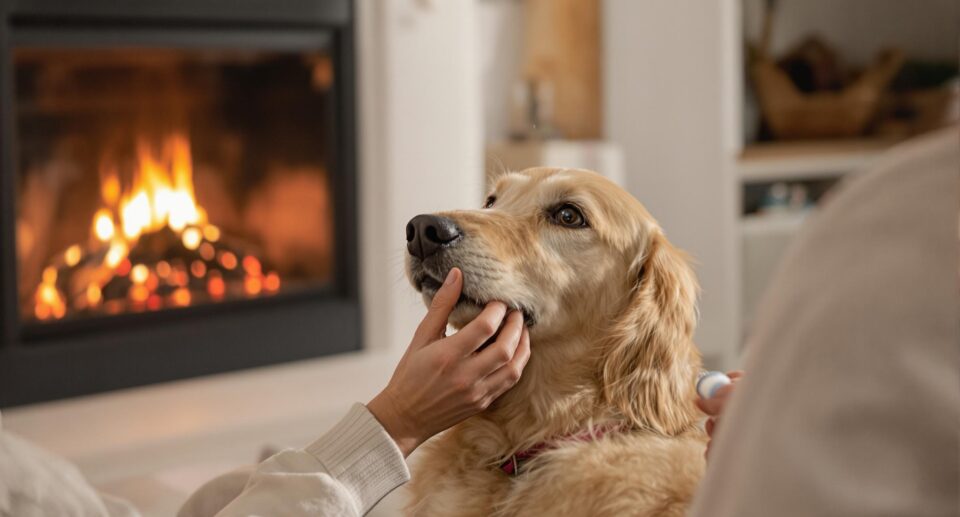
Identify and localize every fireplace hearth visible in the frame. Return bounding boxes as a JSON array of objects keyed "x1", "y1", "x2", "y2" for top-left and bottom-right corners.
[{"x1": 0, "y1": 0, "x2": 360, "y2": 406}]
